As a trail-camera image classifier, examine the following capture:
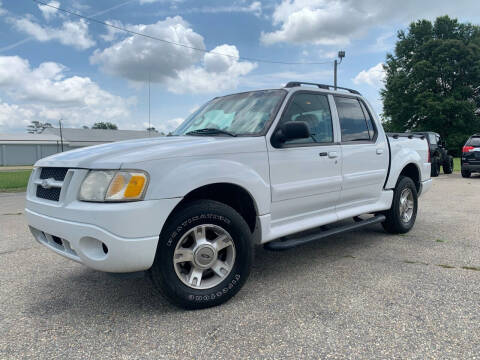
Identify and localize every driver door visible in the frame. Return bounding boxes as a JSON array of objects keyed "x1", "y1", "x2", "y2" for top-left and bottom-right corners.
[{"x1": 268, "y1": 92, "x2": 342, "y2": 233}]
